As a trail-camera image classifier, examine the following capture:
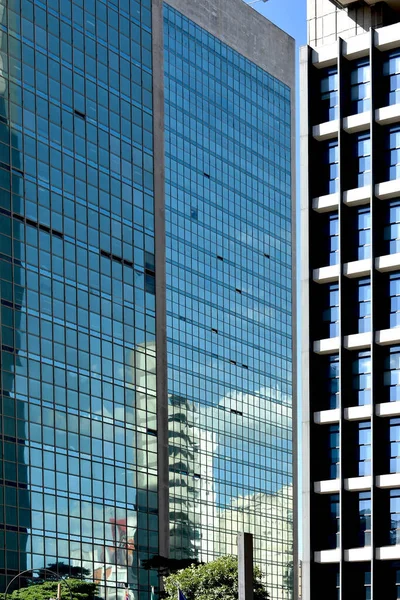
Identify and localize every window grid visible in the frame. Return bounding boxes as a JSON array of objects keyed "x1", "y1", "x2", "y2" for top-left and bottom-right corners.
[
  {"x1": 357, "y1": 208, "x2": 371, "y2": 260},
  {"x1": 320, "y1": 68, "x2": 339, "y2": 121},
  {"x1": 384, "y1": 49, "x2": 400, "y2": 106},
  {"x1": 358, "y1": 422, "x2": 371, "y2": 477},
  {"x1": 354, "y1": 134, "x2": 371, "y2": 188},
  {"x1": 350, "y1": 59, "x2": 371, "y2": 115},
  {"x1": 390, "y1": 273, "x2": 400, "y2": 328},
  {"x1": 357, "y1": 278, "x2": 371, "y2": 334},
  {"x1": 384, "y1": 347, "x2": 400, "y2": 403},
  {"x1": 322, "y1": 283, "x2": 339, "y2": 338},
  {"x1": 387, "y1": 126, "x2": 400, "y2": 181},
  {"x1": 352, "y1": 352, "x2": 371, "y2": 407}
]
